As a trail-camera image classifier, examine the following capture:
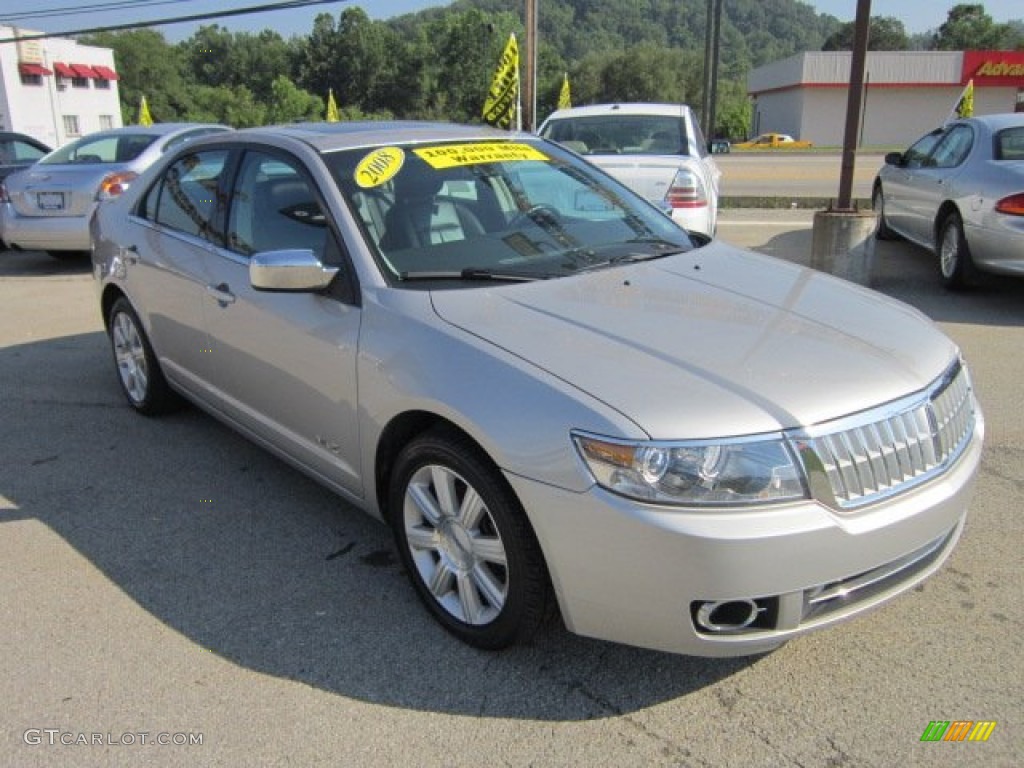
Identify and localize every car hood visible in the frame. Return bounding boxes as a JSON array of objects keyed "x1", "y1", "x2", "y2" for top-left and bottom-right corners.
[{"x1": 429, "y1": 243, "x2": 957, "y2": 439}]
